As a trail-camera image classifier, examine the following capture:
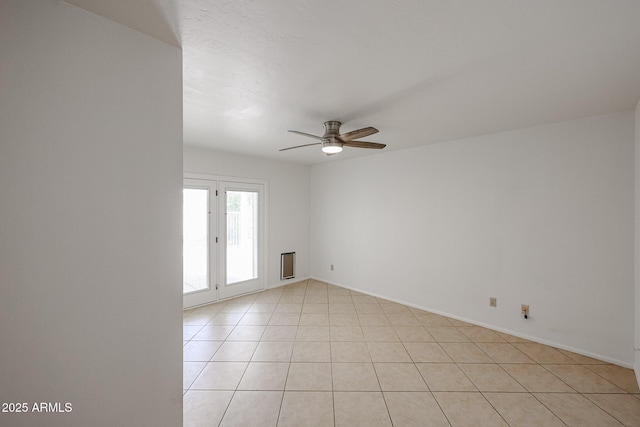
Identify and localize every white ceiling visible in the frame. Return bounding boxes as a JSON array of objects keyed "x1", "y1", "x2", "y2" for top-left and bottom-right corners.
[{"x1": 67, "y1": 0, "x2": 640, "y2": 165}]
